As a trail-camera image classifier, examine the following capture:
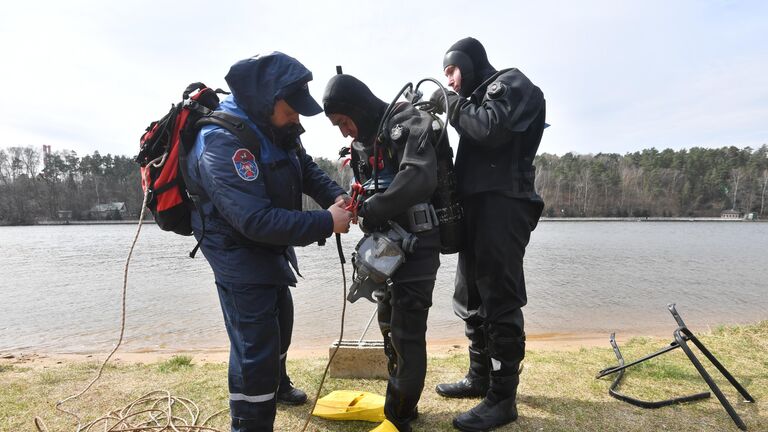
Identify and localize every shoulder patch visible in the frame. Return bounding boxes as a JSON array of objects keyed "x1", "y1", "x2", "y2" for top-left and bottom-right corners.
[
  {"x1": 232, "y1": 148, "x2": 259, "y2": 181},
  {"x1": 487, "y1": 82, "x2": 506, "y2": 99}
]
